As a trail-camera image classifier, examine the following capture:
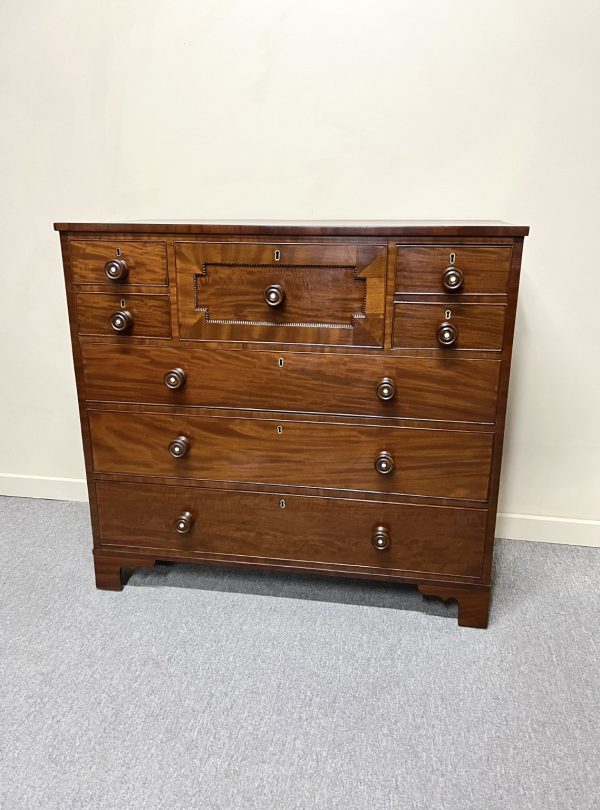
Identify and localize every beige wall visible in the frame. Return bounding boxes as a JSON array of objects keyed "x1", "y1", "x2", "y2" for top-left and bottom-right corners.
[{"x1": 1, "y1": 1, "x2": 599, "y2": 544}]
